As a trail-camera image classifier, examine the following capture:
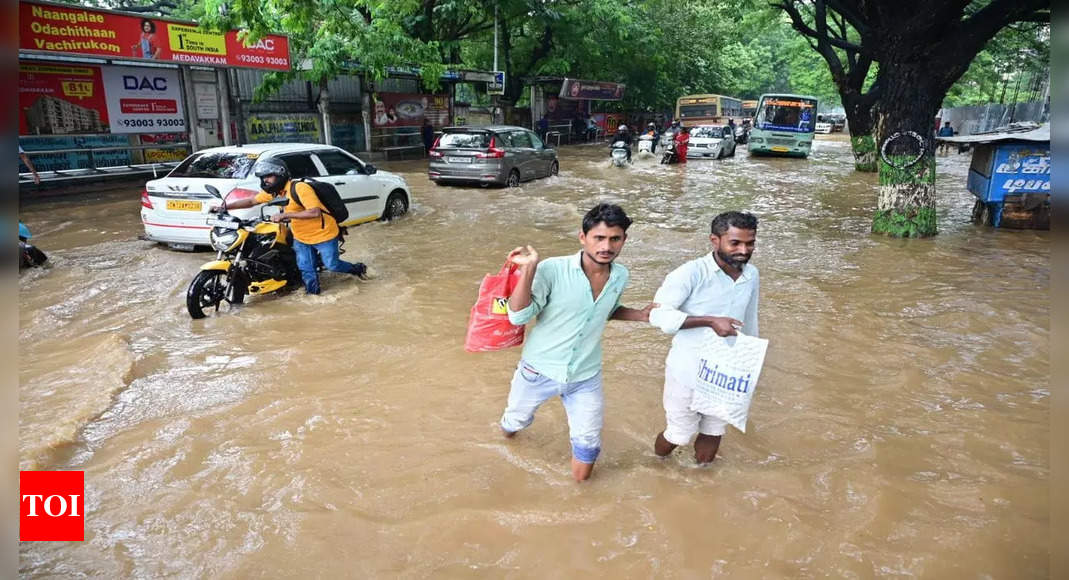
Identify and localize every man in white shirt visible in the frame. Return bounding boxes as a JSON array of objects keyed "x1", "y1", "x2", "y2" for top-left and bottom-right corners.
[{"x1": 648, "y1": 211, "x2": 760, "y2": 464}]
